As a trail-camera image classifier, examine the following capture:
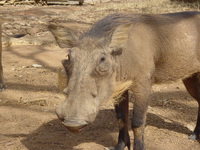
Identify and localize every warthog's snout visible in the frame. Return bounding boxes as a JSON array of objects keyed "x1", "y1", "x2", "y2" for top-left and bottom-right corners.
[
  {"x1": 62, "y1": 119, "x2": 88, "y2": 132},
  {"x1": 56, "y1": 106, "x2": 88, "y2": 132}
]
